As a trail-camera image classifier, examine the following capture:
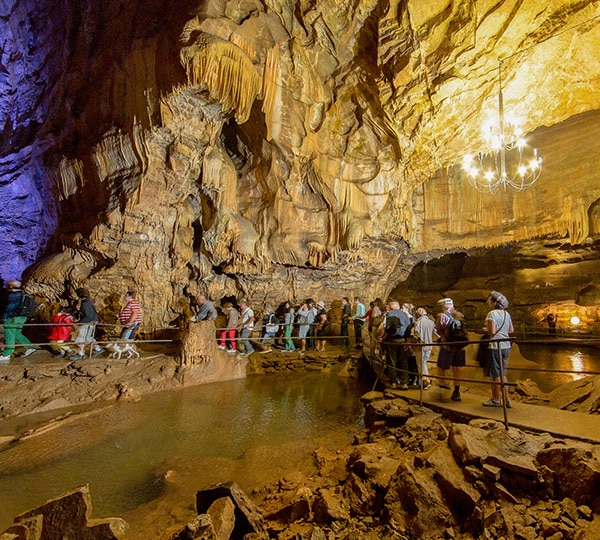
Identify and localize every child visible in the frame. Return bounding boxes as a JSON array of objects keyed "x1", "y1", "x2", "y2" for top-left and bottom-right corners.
[{"x1": 48, "y1": 306, "x2": 74, "y2": 357}]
